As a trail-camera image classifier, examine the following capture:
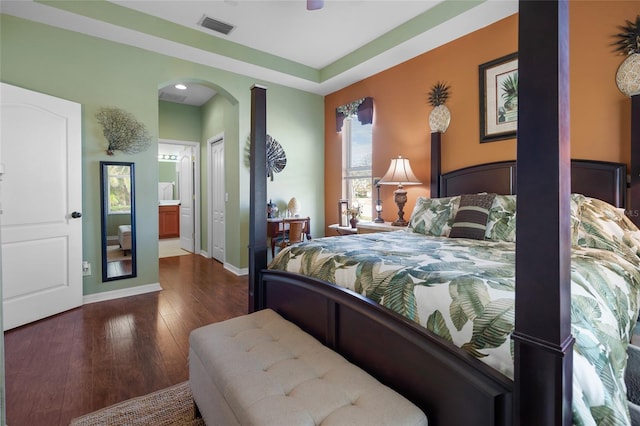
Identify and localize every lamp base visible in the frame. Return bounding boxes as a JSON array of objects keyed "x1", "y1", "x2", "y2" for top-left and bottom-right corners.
[
  {"x1": 392, "y1": 187, "x2": 409, "y2": 226},
  {"x1": 373, "y1": 208, "x2": 384, "y2": 223},
  {"x1": 374, "y1": 185, "x2": 384, "y2": 223}
]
